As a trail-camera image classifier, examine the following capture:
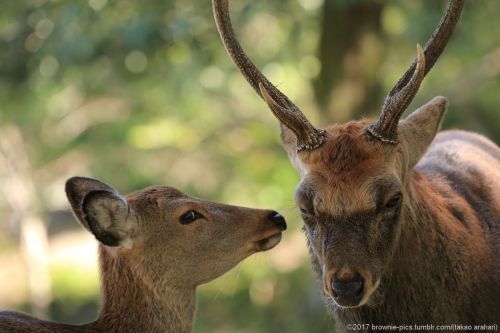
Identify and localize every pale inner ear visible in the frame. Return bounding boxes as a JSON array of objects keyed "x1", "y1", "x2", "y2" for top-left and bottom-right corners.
[
  {"x1": 279, "y1": 123, "x2": 298, "y2": 157},
  {"x1": 398, "y1": 96, "x2": 448, "y2": 168},
  {"x1": 82, "y1": 191, "x2": 137, "y2": 248},
  {"x1": 65, "y1": 176, "x2": 118, "y2": 233}
]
